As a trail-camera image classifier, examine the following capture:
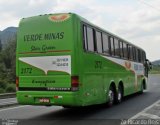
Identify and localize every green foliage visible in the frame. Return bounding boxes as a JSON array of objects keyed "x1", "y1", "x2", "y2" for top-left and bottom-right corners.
[
  {"x1": 0, "y1": 80, "x2": 7, "y2": 89},
  {"x1": 149, "y1": 65, "x2": 160, "y2": 74},
  {"x1": 5, "y1": 84, "x2": 16, "y2": 93},
  {"x1": 0, "y1": 35, "x2": 16, "y2": 93},
  {"x1": 0, "y1": 39, "x2": 2, "y2": 52},
  {"x1": 0, "y1": 88, "x2": 5, "y2": 93}
]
